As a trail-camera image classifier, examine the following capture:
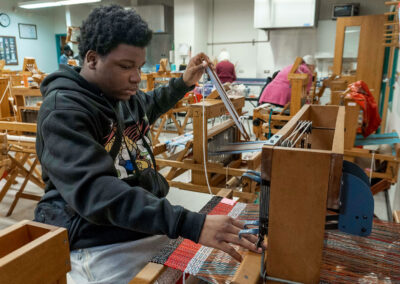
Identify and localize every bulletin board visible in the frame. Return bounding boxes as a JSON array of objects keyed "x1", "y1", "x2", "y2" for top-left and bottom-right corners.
[{"x1": 0, "y1": 36, "x2": 18, "y2": 65}]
